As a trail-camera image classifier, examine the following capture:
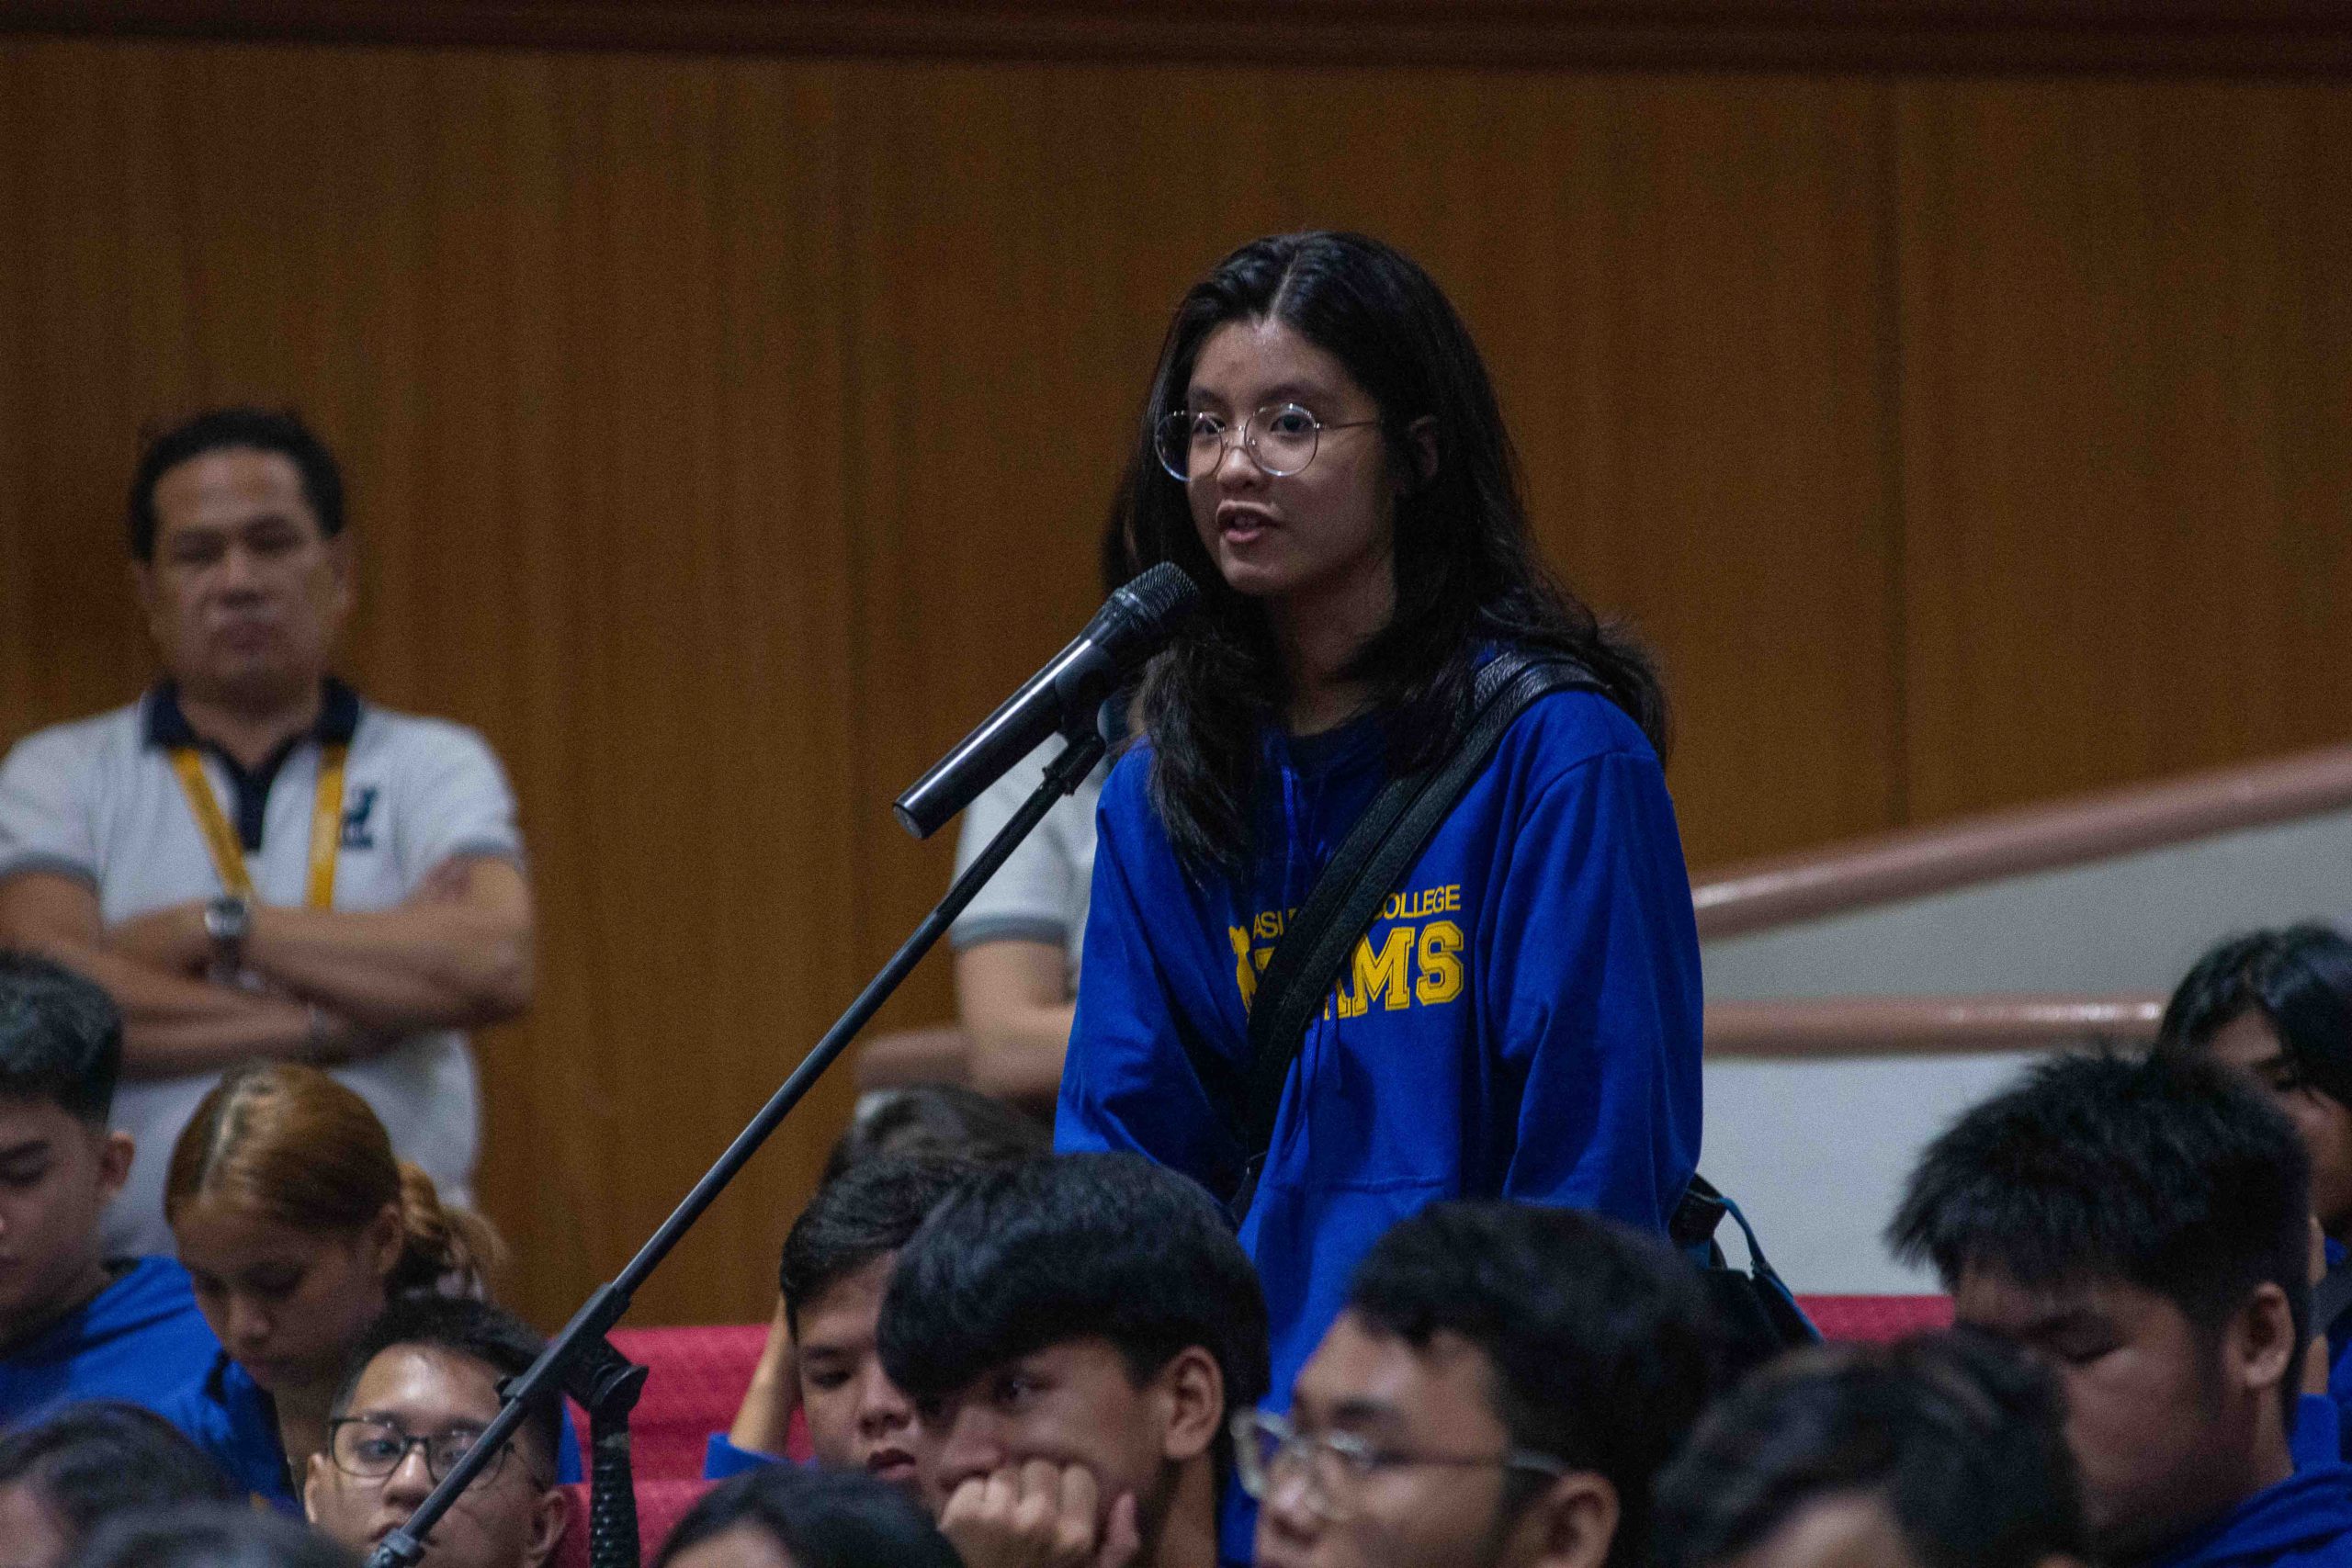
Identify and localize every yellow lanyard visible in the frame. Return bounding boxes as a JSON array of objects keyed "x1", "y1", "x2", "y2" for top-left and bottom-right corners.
[{"x1": 168, "y1": 744, "x2": 348, "y2": 909}]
